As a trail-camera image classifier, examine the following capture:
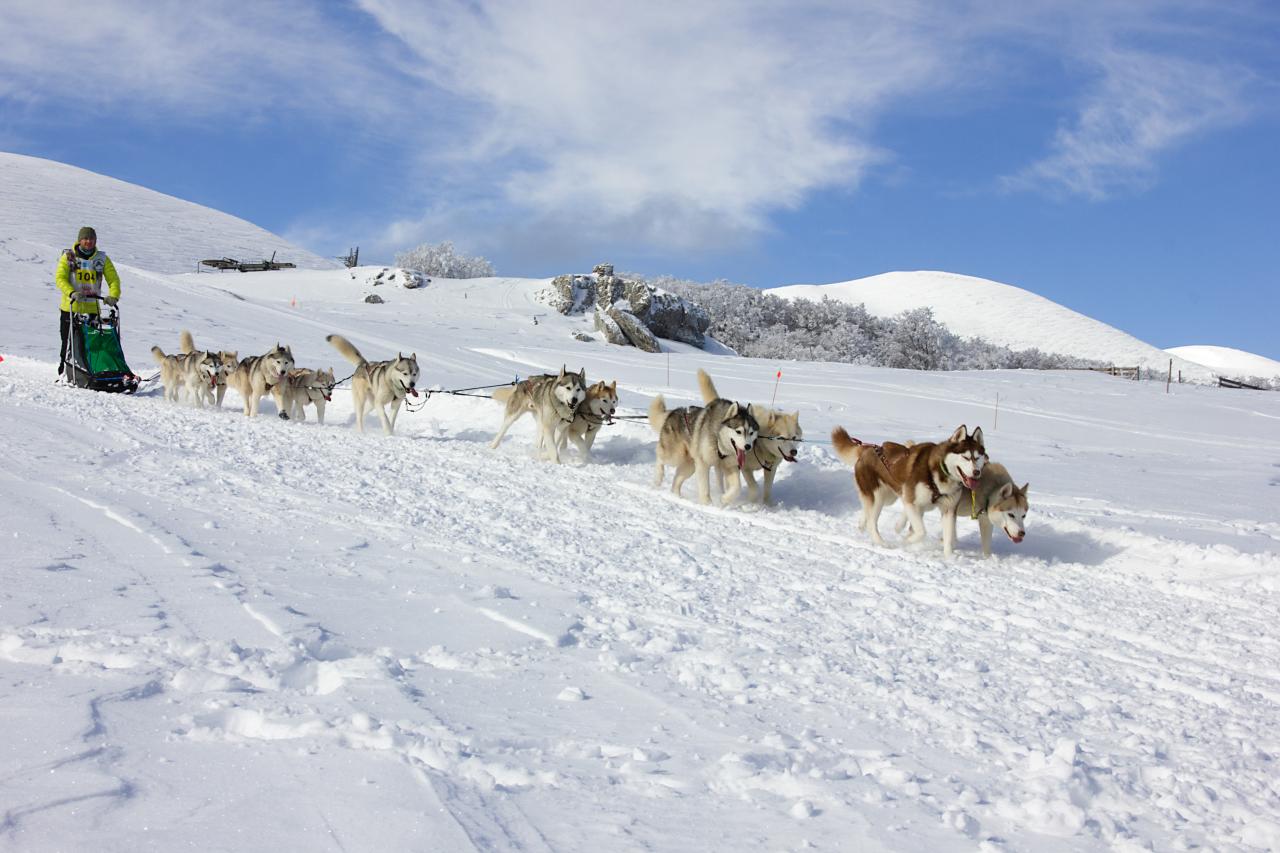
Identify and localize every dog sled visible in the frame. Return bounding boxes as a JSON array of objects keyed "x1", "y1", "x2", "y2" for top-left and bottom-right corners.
[{"x1": 63, "y1": 296, "x2": 140, "y2": 394}]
